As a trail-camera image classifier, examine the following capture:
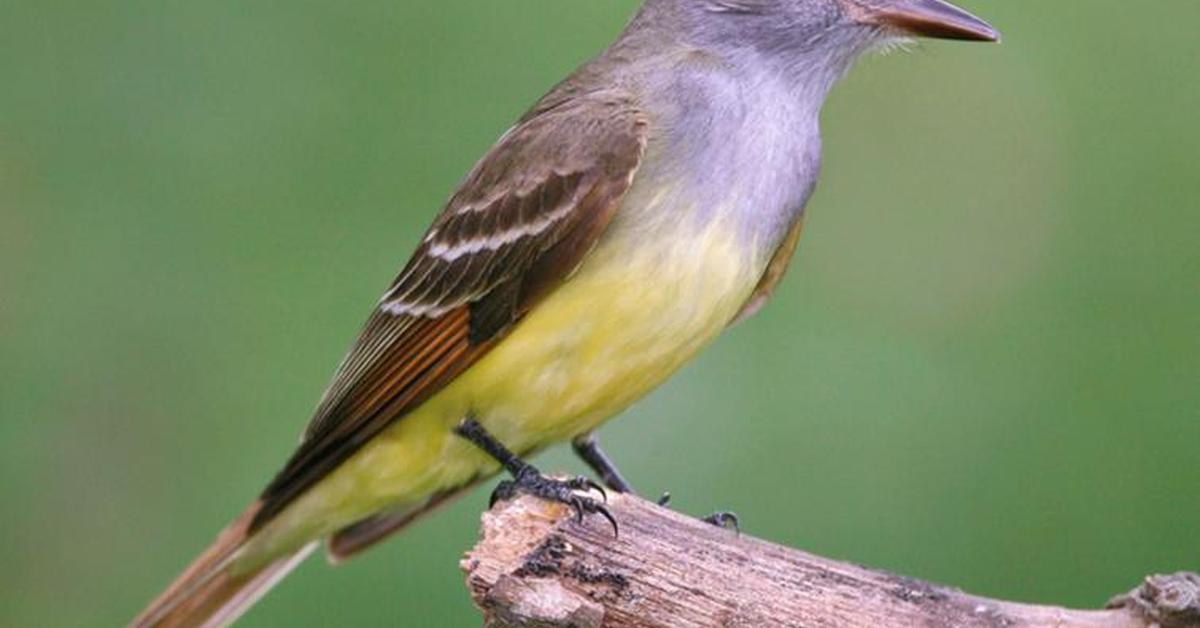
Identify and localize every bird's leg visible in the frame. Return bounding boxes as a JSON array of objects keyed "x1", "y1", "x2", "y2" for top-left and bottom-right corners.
[
  {"x1": 571, "y1": 432, "x2": 740, "y2": 533},
  {"x1": 571, "y1": 434, "x2": 636, "y2": 494},
  {"x1": 455, "y1": 417, "x2": 617, "y2": 535}
]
